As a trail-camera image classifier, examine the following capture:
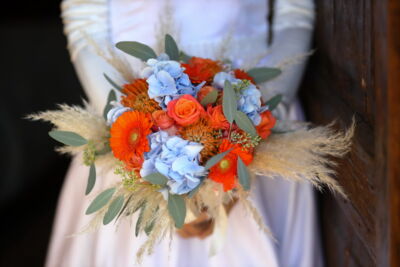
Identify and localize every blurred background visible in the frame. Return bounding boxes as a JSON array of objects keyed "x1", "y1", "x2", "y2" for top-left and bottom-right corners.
[{"x1": 0, "y1": 1, "x2": 83, "y2": 266}]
